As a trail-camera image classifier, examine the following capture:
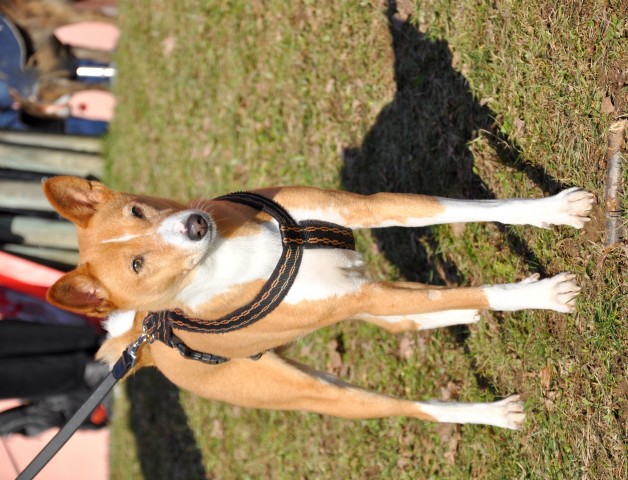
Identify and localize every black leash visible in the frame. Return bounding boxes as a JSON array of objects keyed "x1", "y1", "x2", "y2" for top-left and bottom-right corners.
[{"x1": 16, "y1": 333, "x2": 147, "y2": 480}]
